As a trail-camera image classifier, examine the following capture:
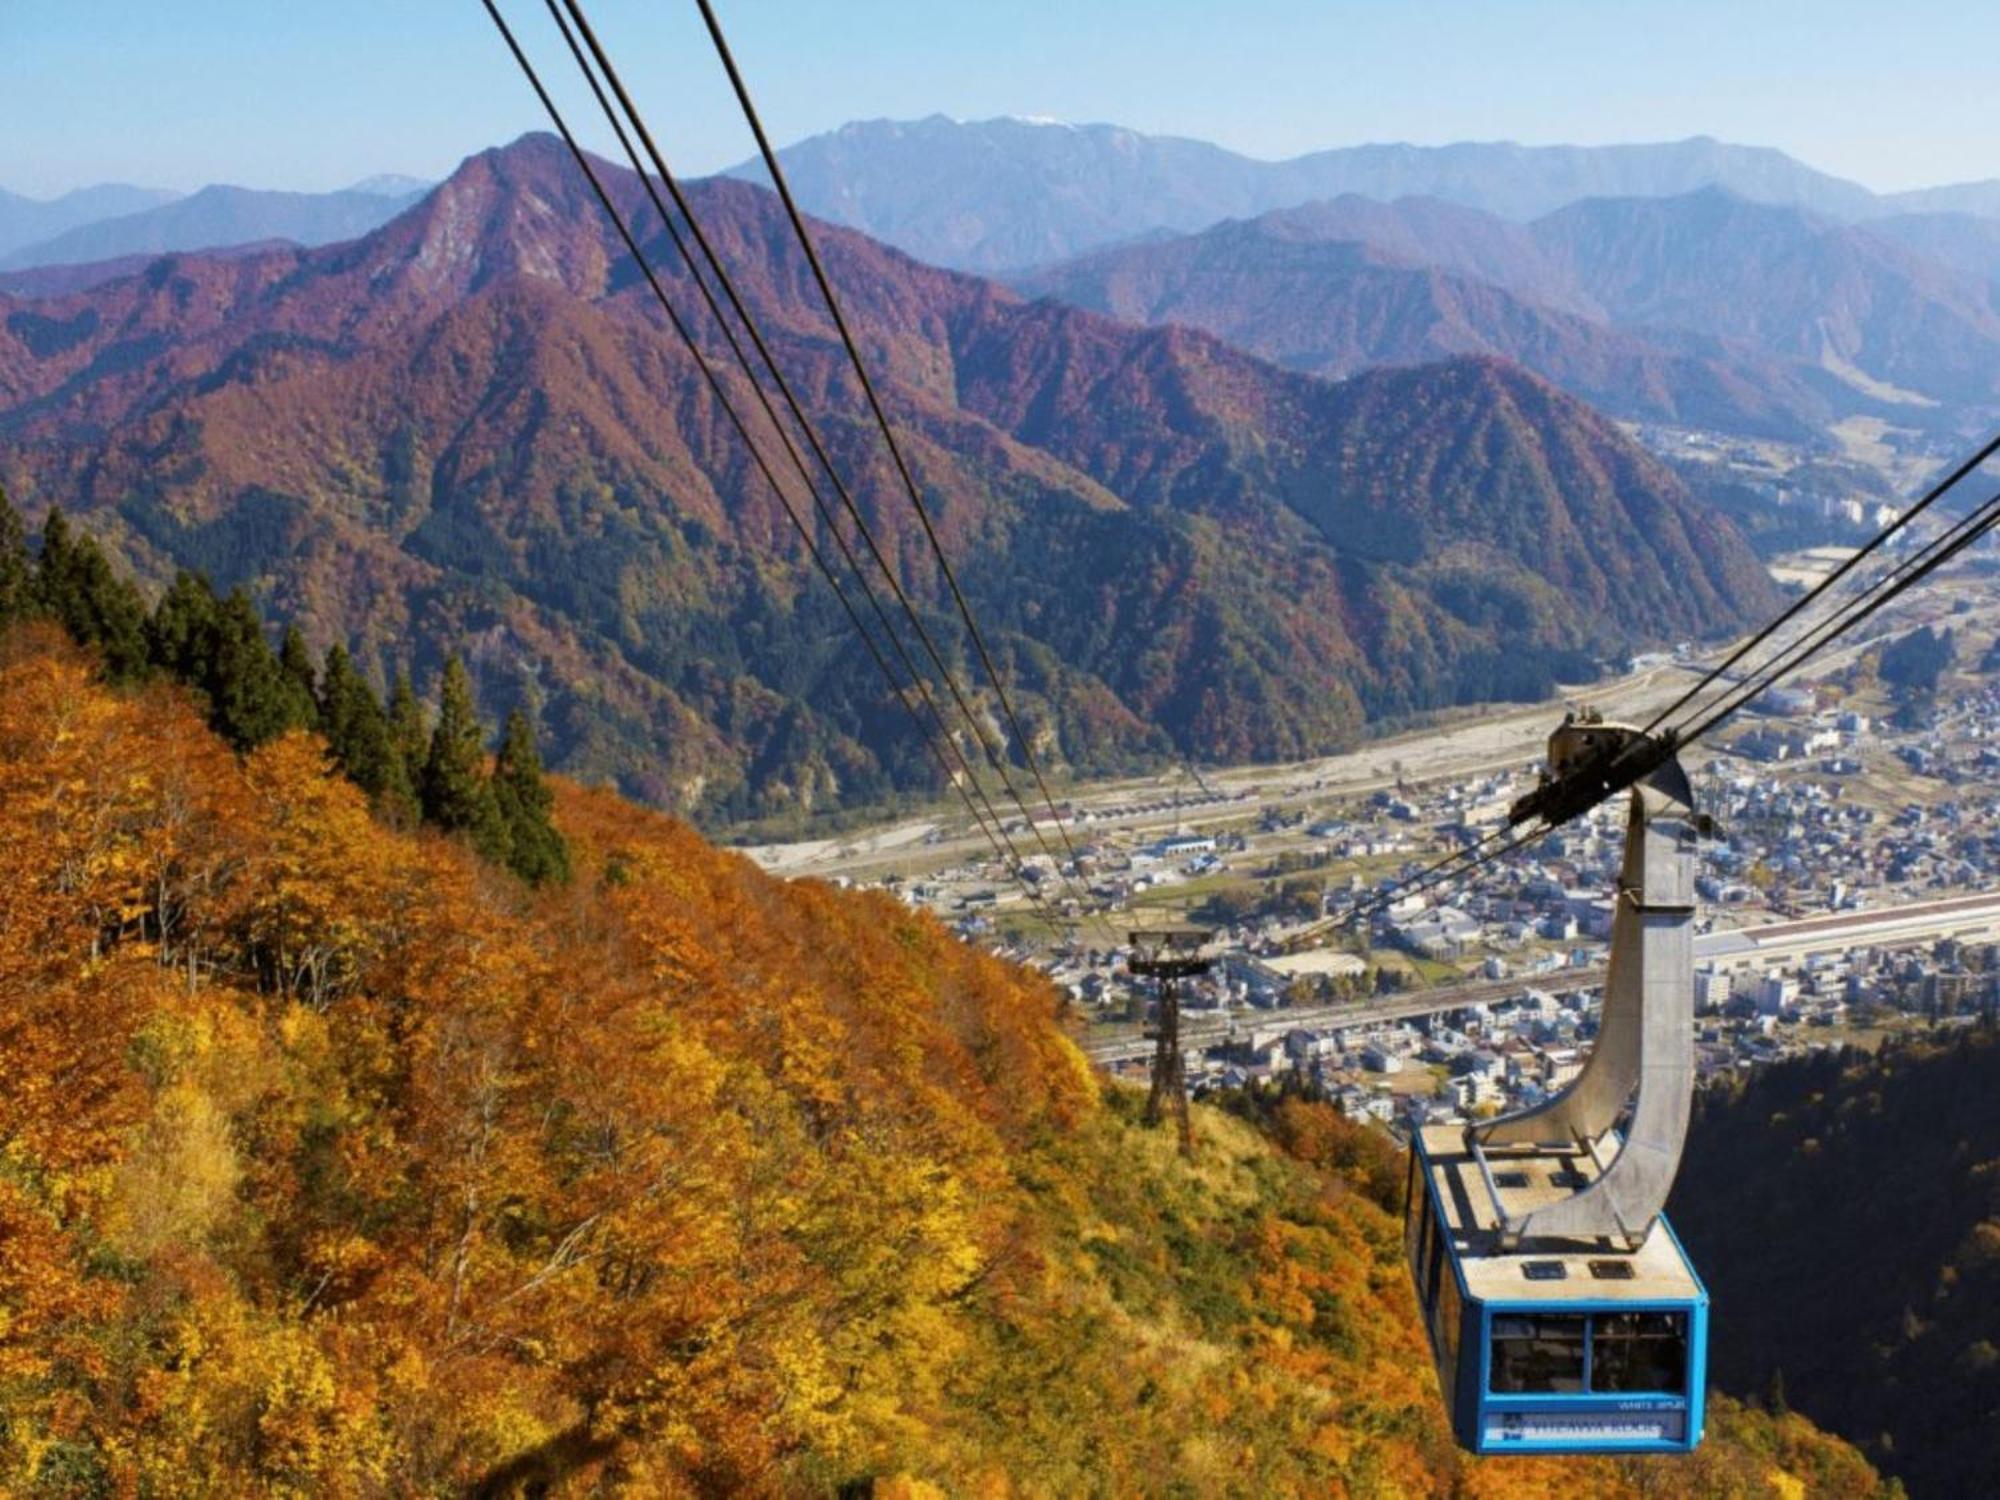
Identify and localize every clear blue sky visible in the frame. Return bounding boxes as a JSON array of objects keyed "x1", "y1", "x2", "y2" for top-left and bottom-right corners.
[{"x1": 5, "y1": 0, "x2": 1998, "y2": 199}]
